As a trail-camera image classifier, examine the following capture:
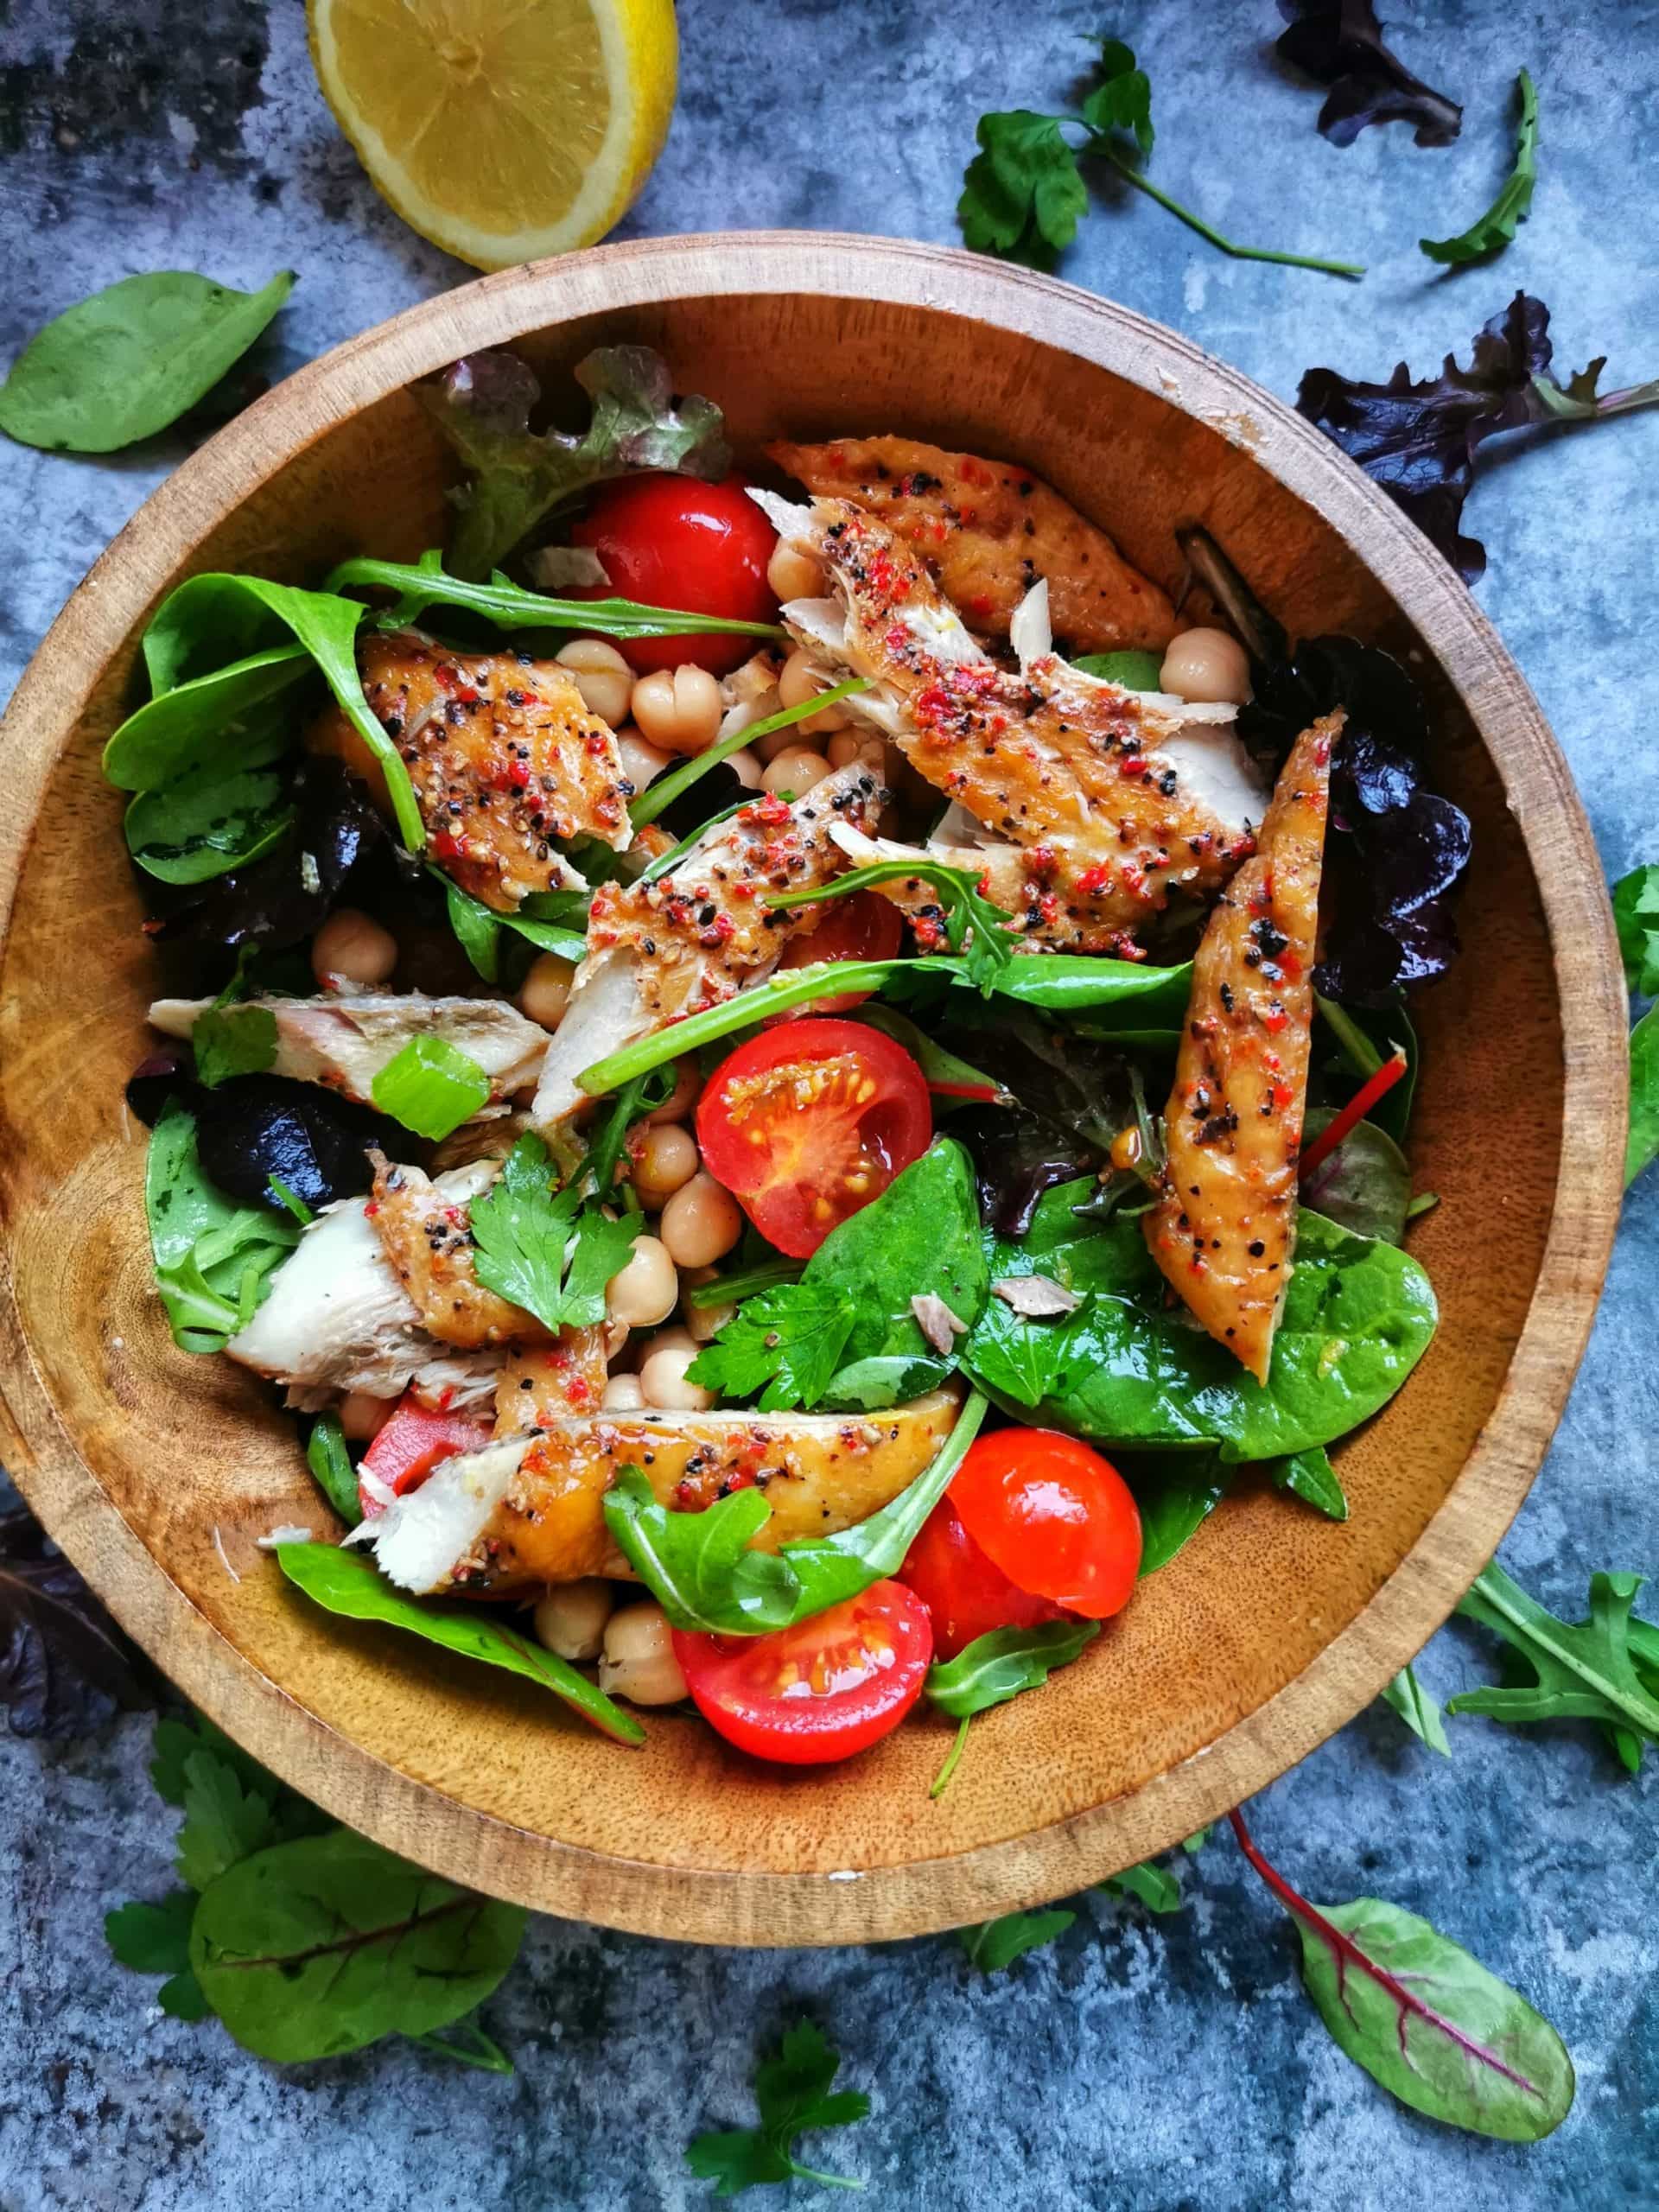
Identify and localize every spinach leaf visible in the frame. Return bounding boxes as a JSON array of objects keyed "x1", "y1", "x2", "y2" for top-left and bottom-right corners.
[
  {"x1": 1133, "y1": 1459, "x2": 1230, "y2": 1575},
  {"x1": 124, "y1": 760, "x2": 296, "y2": 887},
  {"x1": 963, "y1": 1180, "x2": 1438, "y2": 1460},
  {"x1": 684, "y1": 2018, "x2": 869, "y2": 2198},
  {"x1": 1074, "y1": 649, "x2": 1165, "y2": 690},
  {"x1": 144, "y1": 1103, "x2": 299, "y2": 1352},
  {"x1": 604, "y1": 1393, "x2": 988, "y2": 1636},
  {"x1": 1231, "y1": 1809, "x2": 1573, "y2": 2141},
  {"x1": 468, "y1": 1133, "x2": 638, "y2": 1330},
  {"x1": 0, "y1": 270, "x2": 294, "y2": 453},
  {"x1": 925, "y1": 1620, "x2": 1099, "y2": 1717},
  {"x1": 1268, "y1": 1444, "x2": 1350, "y2": 1522},
  {"x1": 1101, "y1": 1860, "x2": 1182, "y2": 1913},
  {"x1": 1297, "y1": 1109, "x2": 1410, "y2": 1243},
  {"x1": 1612, "y1": 864, "x2": 1659, "y2": 995},
  {"x1": 958, "y1": 1908, "x2": 1076, "y2": 1973},
  {"x1": 276, "y1": 1542, "x2": 644, "y2": 1745},
  {"x1": 104, "y1": 645, "x2": 314, "y2": 787},
  {"x1": 686, "y1": 1282, "x2": 858, "y2": 1411},
  {"x1": 1382, "y1": 1662, "x2": 1451, "y2": 1754},
  {"x1": 1628, "y1": 1003, "x2": 1658, "y2": 1188},
  {"x1": 190, "y1": 1829, "x2": 525, "y2": 2063},
  {"x1": 305, "y1": 1413, "x2": 362, "y2": 1527},
  {"x1": 1447, "y1": 1562, "x2": 1659, "y2": 1764},
  {"x1": 1421, "y1": 72, "x2": 1538, "y2": 265},
  {"x1": 440, "y1": 872, "x2": 588, "y2": 981}
]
